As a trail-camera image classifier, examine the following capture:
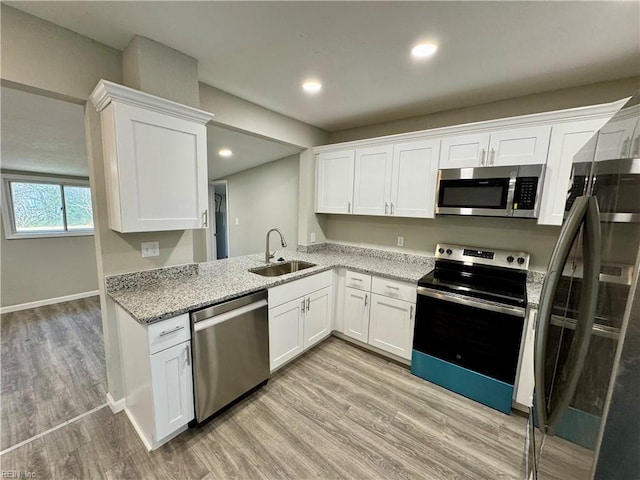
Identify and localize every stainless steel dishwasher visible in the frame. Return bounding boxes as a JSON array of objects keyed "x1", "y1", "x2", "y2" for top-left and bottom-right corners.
[{"x1": 190, "y1": 290, "x2": 269, "y2": 423}]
